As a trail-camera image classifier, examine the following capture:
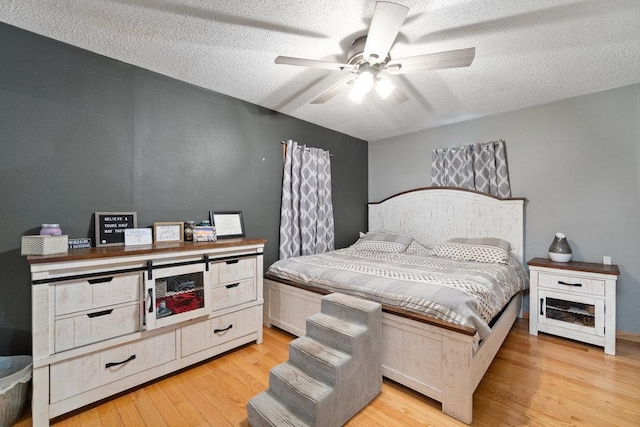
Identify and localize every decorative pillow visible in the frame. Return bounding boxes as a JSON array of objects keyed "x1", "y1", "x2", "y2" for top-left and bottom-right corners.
[
  {"x1": 351, "y1": 231, "x2": 413, "y2": 253},
  {"x1": 405, "y1": 238, "x2": 434, "y2": 254},
  {"x1": 433, "y1": 237, "x2": 512, "y2": 264}
]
